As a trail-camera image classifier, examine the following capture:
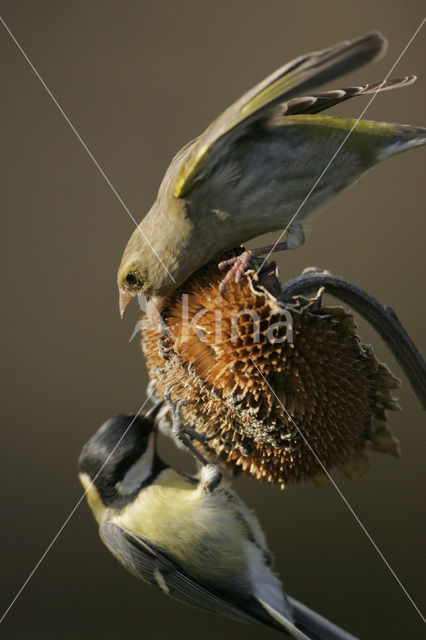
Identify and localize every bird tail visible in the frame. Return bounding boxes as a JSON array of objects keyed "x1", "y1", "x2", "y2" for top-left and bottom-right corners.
[
  {"x1": 377, "y1": 124, "x2": 426, "y2": 161},
  {"x1": 258, "y1": 595, "x2": 360, "y2": 640},
  {"x1": 288, "y1": 596, "x2": 360, "y2": 640}
]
